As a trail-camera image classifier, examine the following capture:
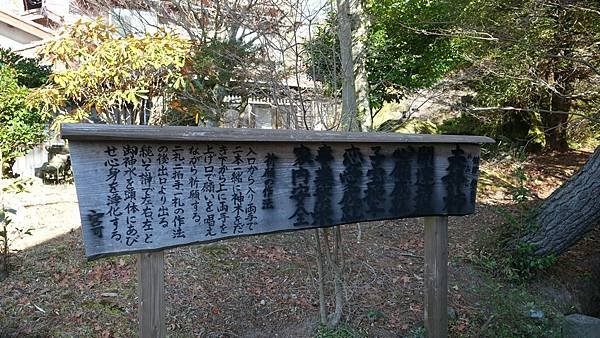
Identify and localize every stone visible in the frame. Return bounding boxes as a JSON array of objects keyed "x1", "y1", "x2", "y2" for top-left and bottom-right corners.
[
  {"x1": 528, "y1": 309, "x2": 544, "y2": 319},
  {"x1": 447, "y1": 307, "x2": 458, "y2": 320},
  {"x1": 563, "y1": 314, "x2": 600, "y2": 338},
  {"x1": 100, "y1": 292, "x2": 118, "y2": 297}
]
